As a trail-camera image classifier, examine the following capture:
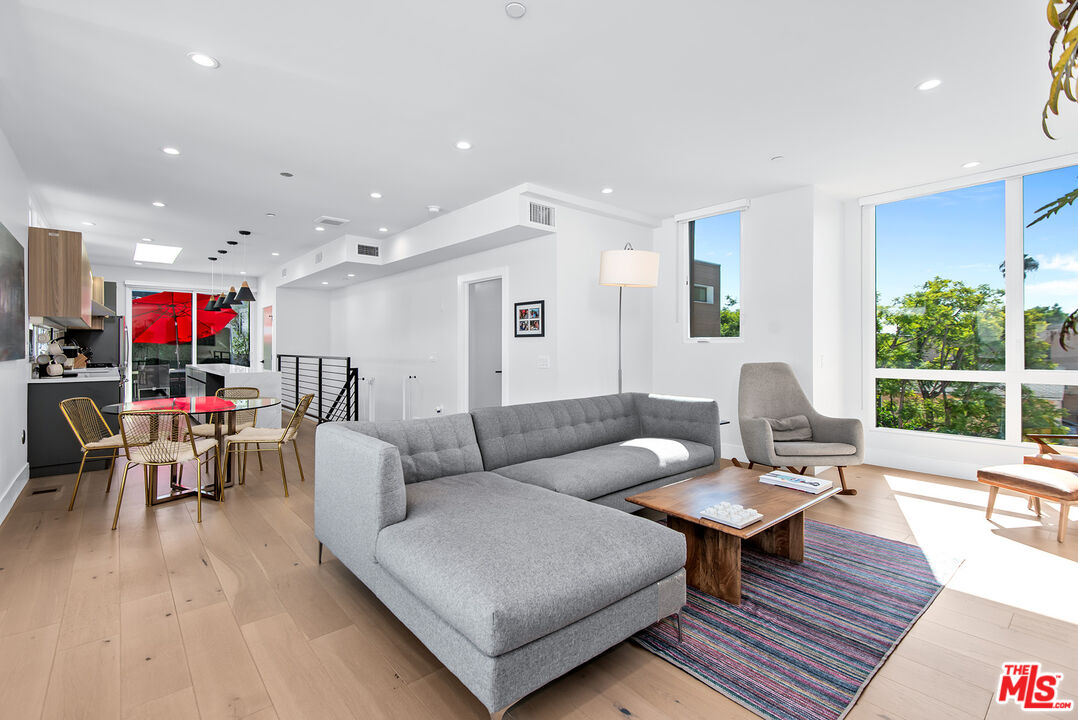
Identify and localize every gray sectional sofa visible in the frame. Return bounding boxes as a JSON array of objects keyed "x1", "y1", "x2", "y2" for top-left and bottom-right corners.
[{"x1": 314, "y1": 392, "x2": 720, "y2": 718}]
